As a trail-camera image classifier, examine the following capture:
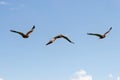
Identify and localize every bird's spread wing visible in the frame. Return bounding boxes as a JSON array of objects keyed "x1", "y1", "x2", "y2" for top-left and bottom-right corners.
[
  {"x1": 26, "y1": 25, "x2": 35, "y2": 36},
  {"x1": 62, "y1": 35, "x2": 74, "y2": 44},
  {"x1": 87, "y1": 33, "x2": 102, "y2": 37},
  {"x1": 10, "y1": 30, "x2": 25, "y2": 36},
  {"x1": 46, "y1": 38, "x2": 56, "y2": 45},
  {"x1": 46, "y1": 40, "x2": 53, "y2": 45},
  {"x1": 104, "y1": 27, "x2": 112, "y2": 35}
]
